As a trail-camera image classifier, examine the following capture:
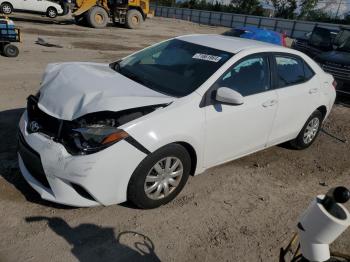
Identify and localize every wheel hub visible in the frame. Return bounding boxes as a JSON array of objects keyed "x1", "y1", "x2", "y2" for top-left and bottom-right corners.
[
  {"x1": 303, "y1": 117, "x2": 319, "y2": 144},
  {"x1": 3, "y1": 5, "x2": 11, "y2": 13},
  {"x1": 131, "y1": 15, "x2": 139, "y2": 25},
  {"x1": 95, "y1": 14, "x2": 103, "y2": 24},
  {"x1": 144, "y1": 157, "x2": 183, "y2": 200}
]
